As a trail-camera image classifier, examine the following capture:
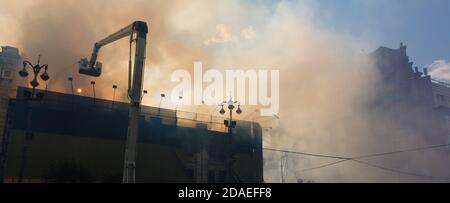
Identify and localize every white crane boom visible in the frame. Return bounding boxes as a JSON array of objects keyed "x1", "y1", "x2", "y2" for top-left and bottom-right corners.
[{"x1": 78, "y1": 21, "x2": 149, "y2": 183}]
